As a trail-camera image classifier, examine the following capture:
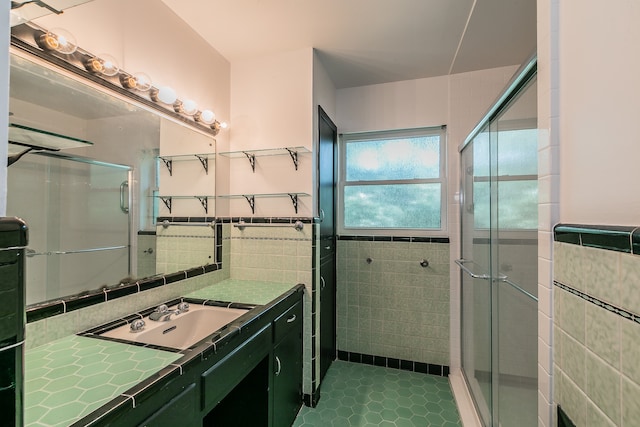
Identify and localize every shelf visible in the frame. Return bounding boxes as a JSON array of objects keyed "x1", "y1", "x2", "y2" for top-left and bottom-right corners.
[
  {"x1": 8, "y1": 123, "x2": 94, "y2": 165},
  {"x1": 218, "y1": 192, "x2": 310, "y2": 214},
  {"x1": 155, "y1": 195, "x2": 215, "y2": 214},
  {"x1": 218, "y1": 146, "x2": 310, "y2": 172},
  {"x1": 158, "y1": 153, "x2": 215, "y2": 176}
]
